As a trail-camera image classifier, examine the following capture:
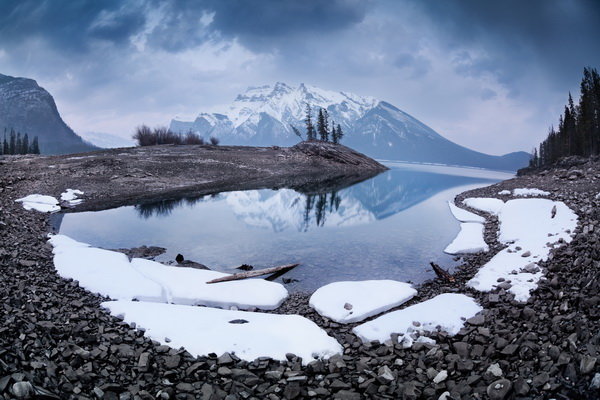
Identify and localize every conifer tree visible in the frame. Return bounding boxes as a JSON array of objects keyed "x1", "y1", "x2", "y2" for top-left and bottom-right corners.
[
  {"x1": 336, "y1": 124, "x2": 344, "y2": 144},
  {"x1": 304, "y1": 104, "x2": 316, "y2": 140},
  {"x1": 2, "y1": 135, "x2": 7, "y2": 155},
  {"x1": 30, "y1": 136, "x2": 40, "y2": 154},
  {"x1": 15, "y1": 133, "x2": 22, "y2": 155},
  {"x1": 21, "y1": 134, "x2": 29, "y2": 155},
  {"x1": 317, "y1": 108, "x2": 328, "y2": 141},
  {"x1": 9, "y1": 130, "x2": 16, "y2": 155}
]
